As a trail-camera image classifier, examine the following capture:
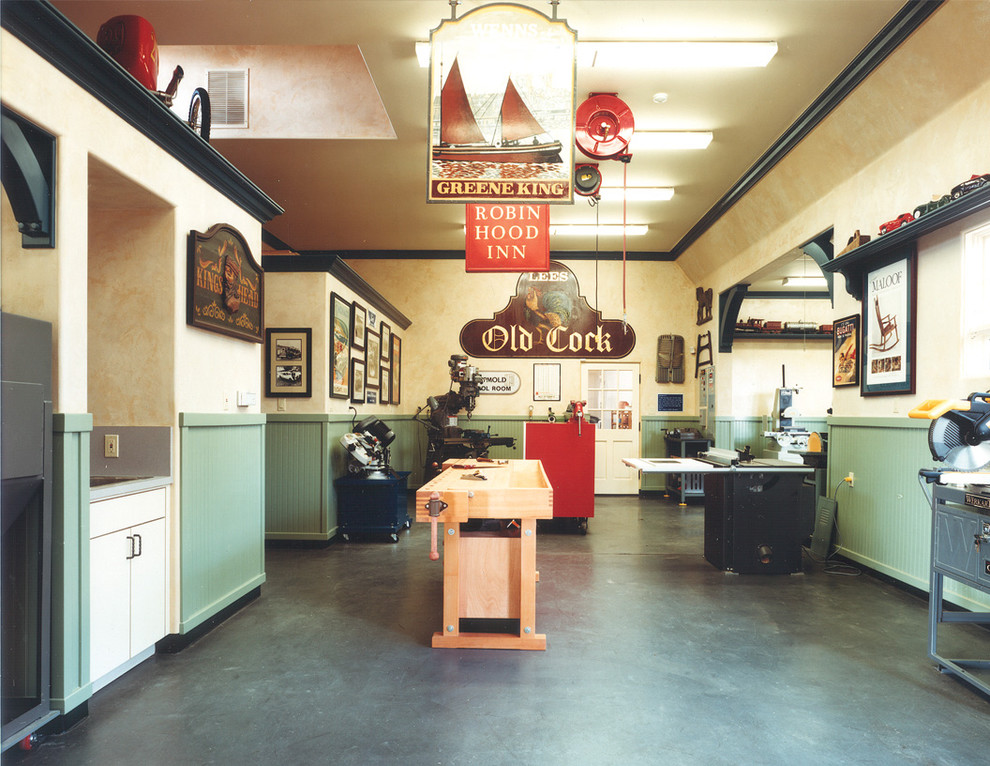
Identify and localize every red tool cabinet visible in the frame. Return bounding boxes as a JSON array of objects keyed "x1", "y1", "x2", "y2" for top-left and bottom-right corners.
[{"x1": 524, "y1": 419, "x2": 595, "y2": 529}]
